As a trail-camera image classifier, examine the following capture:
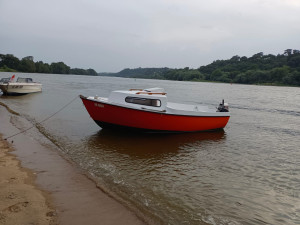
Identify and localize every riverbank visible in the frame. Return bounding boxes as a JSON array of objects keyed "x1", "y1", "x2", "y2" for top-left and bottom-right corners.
[
  {"x1": 0, "y1": 136, "x2": 56, "y2": 225},
  {"x1": 0, "y1": 105, "x2": 146, "y2": 225}
]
